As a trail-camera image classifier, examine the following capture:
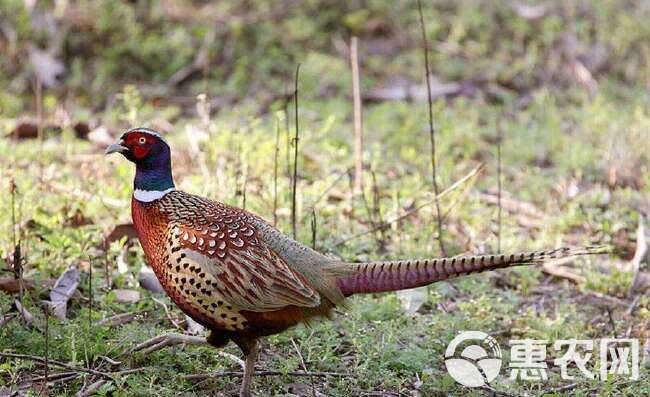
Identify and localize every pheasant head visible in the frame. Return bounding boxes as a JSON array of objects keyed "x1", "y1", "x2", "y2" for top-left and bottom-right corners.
[{"x1": 106, "y1": 127, "x2": 175, "y2": 201}]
